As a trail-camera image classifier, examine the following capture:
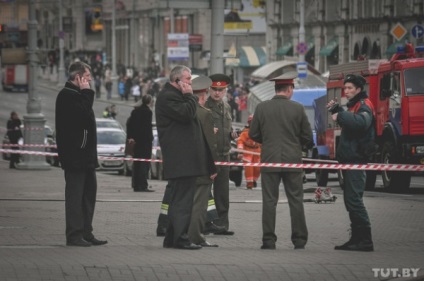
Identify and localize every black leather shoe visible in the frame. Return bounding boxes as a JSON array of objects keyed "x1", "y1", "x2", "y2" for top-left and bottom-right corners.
[
  {"x1": 261, "y1": 241, "x2": 276, "y2": 250},
  {"x1": 66, "y1": 239, "x2": 91, "y2": 247},
  {"x1": 199, "y1": 241, "x2": 218, "y2": 247},
  {"x1": 175, "y1": 243, "x2": 202, "y2": 250},
  {"x1": 203, "y1": 222, "x2": 226, "y2": 234},
  {"x1": 214, "y1": 230, "x2": 234, "y2": 235},
  {"x1": 294, "y1": 245, "x2": 305, "y2": 250},
  {"x1": 134, "y1": 188, "x2": 154, "y2": 192},
  {"x1": 85, "y1": 237, "x2": 108, "y2": 246}
]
